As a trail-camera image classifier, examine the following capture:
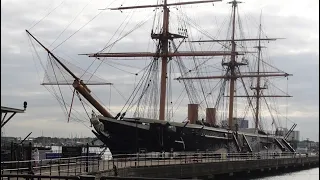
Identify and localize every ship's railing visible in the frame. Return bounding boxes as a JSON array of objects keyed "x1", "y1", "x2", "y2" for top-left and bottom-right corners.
[{"x1": 1, "y1": 152, "x2": 318, "y2": 176}]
